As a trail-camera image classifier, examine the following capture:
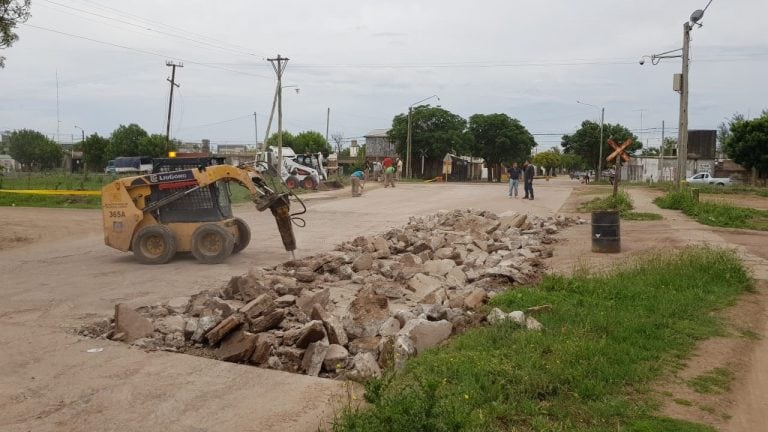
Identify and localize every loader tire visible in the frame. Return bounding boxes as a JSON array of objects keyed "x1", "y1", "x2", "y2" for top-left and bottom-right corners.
[
  {"x1": 300, "y1": 176, "x2": 316, "y2": 190},
  {"x1": 285, "y1": 176, "x2": 299, "y2": 189},
  {"x1": 191, "y1": 223, "x2": 234, "y2": 264},
  {"x1": 132, "y1": 225, "x2": 177, "y2": 265},
  {"x1": 232, "y1": 217, "x2": 251, "y2": 254}
]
